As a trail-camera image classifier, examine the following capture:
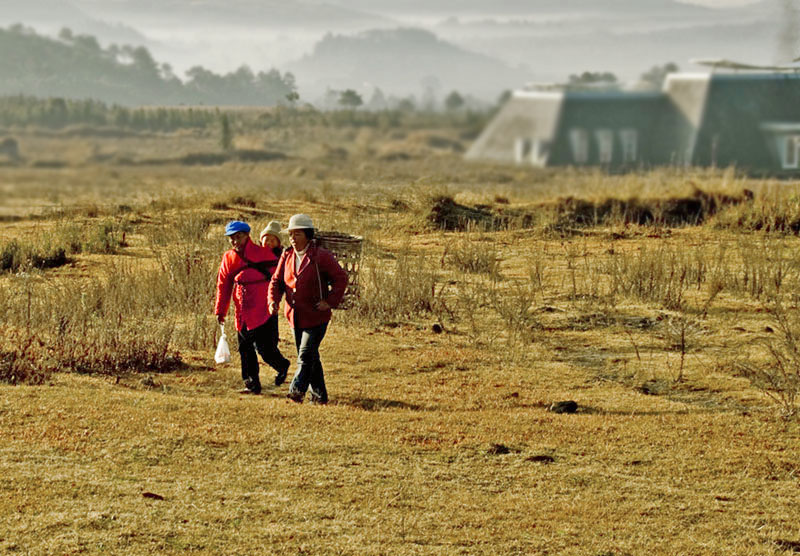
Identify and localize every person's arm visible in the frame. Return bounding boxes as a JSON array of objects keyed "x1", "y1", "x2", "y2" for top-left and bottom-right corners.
[
  {"x1": 214, "y1": 252, "x2": 234, "y2": 324},
  {"x1": 317, "y1": 250, "x2": 348, "y2": 310},
  {"x1": 267, "y1": 250, "x2": 288, "y2": 315}
]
